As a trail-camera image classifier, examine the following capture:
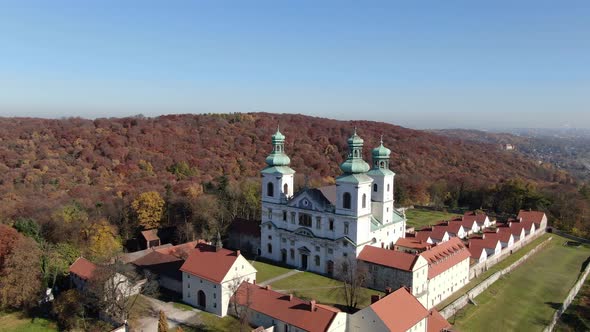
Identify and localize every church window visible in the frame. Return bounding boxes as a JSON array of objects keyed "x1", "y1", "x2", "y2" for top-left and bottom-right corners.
[
  {"x1": 329, "y1": 219, "x2": 334, "y2": 231},
  {"x1": 290, "y1": 240, "x2": 295, "y2": 246},
  {"x1": 343, "y1": 192, "x2": 351, "y2": 209},
  {"x1": 315, "y1": 246, "x2": 320, "y2": 252},
  {"x1": 315, "y1": 255, "x2": 320, "y2": 266},
  {"x1": 267, "y1": 243, "x2": 272, "y2": 254},
  {"x1": 283, "y1": 183, "x2": 289, "y2": 195},
  {"x1": 387, "y1": 184, "x2": 390, "y2": 192},
  {"x1": 283, "y1": 211, "x2": 287, "y2": 221},
  {"x1": 343, "y1": 241, "x2": 348, "y2": 247},
  {"x1": 380, "y1": 161, "x2": 385, "y2": 168},
  {"x1": 299, "y1": 213, "x2": 312, "y2": 227},
  {"x1": 328, "y1": 248, "x2": 333, "y2": 254},
  {"x1": 267, "y1": 182, "x2": 274, "y2": 197},
  {"x1": 290, "y1": 249, "x2": 295, "y2": 260},
  {"x1": 344, "y1": 223, "x2": 349, "y2": 235},
  {"x1": 353, "y1": 150, "x2": 359, "y2": 158},
  {"x1": 291, "y1": 212, "x2": 296, "y2": 224},
  {"x1": 316, "y1": 217, "x2": 321, "y2": 230},
  {"x1": 268, "y1": 208, "x2": 272, "y2": 220},
  {"x1": 373, "y1": 183, "x2": 378, "y2": 192},
  {"x1": 362, "y1": 194, "x2": 367, "y2": 209},
  {"x1": 282, "y1": 238, "x2": 286, "y2": 243}
]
